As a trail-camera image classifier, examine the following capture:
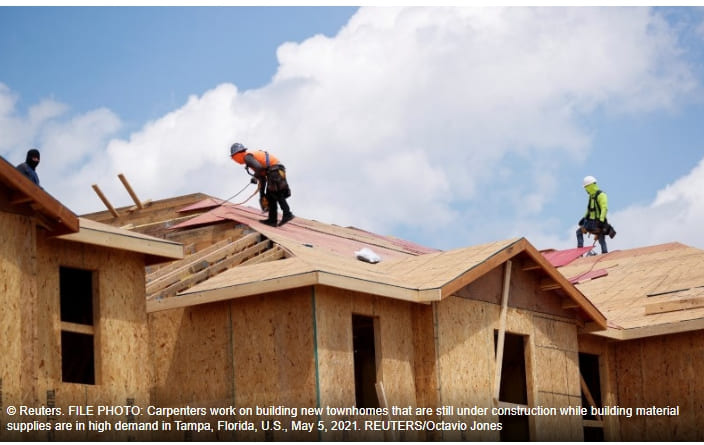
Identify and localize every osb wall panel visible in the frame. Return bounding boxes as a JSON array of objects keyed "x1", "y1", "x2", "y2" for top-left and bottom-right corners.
[
  {"x1": 435, "y1": 296, "x2": 499, "y2": 441},
  {"x1": 314, "y1": 285, "x2": 421, "y2": 441},
  {"x1": 578, "y1": 334, "x2": 621, "y2": 440},
  {"x1": 230, "y1": 287, "x2": 316, "y2": 441},
  {"x1": 0, "y1": 212, "x2": 38, "y2": 440},
  {"x1": 436, "y1": 265, "x2": 583, "y2": 441},
  {"x1": 613, "y1": 330, "x2": 704, "y2": 441},
  {"x1": 34, "y1": 235, "x2": 151, "y2": 440},
  {"x1": 411, "y1": 304, "x2": 439, "y2": 413},
  {"x1": 150, "y1": 287, "x2": 316, "y2": 441},
  {"x1": 149, "y1": 302, "x2": 234, "y2": 441},
  {"x1": 455, "y1": 263, "x2": 574, "y2": 319}
]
